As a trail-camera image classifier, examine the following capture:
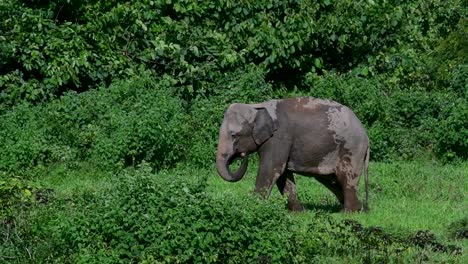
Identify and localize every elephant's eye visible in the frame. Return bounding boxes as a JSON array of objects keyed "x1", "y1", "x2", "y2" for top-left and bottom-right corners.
[{"x1": 231, "y1": 133, "x2": 239, "y2": 139}]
